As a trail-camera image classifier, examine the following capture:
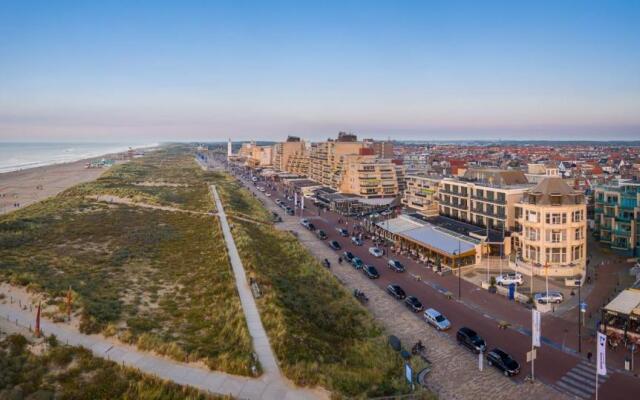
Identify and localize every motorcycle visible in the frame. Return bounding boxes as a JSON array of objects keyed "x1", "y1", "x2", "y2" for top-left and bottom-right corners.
[
  {"x1": 322, "y1": 259, "x2": 331, "y2": 269},
  {"x1": 411, "y1": 340, "x2": 425, "y2": 355},
  {"x1": 353, "y1": 289, "x2": 369, "y2": 304}
]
